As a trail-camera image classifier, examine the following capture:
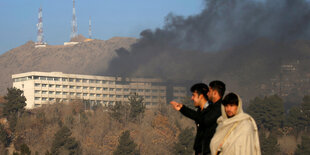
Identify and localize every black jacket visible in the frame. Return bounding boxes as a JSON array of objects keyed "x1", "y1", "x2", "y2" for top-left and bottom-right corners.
[{"x1": 179, "y1": 100, "x2": 222, "y2": 154}]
